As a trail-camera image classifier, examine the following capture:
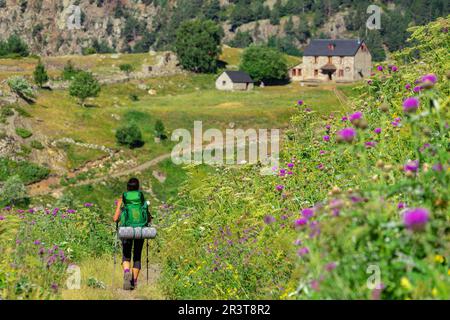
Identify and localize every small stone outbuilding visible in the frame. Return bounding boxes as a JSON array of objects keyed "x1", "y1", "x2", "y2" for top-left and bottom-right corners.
[{"x1": 216, "y1": 71, "x2": 254, "y2": 91}]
